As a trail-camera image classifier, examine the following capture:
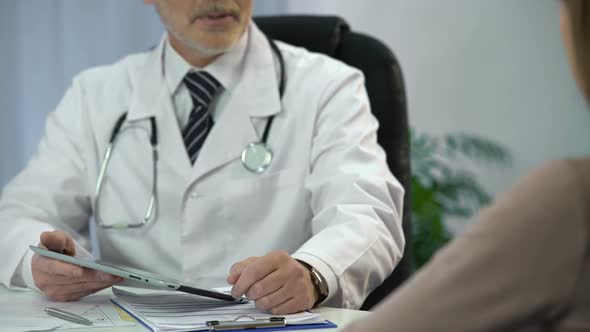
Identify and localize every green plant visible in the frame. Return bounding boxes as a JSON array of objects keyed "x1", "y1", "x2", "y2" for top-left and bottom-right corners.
[{"x1": 411, "y1": 130, "x2": 512, "y2": 269}]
